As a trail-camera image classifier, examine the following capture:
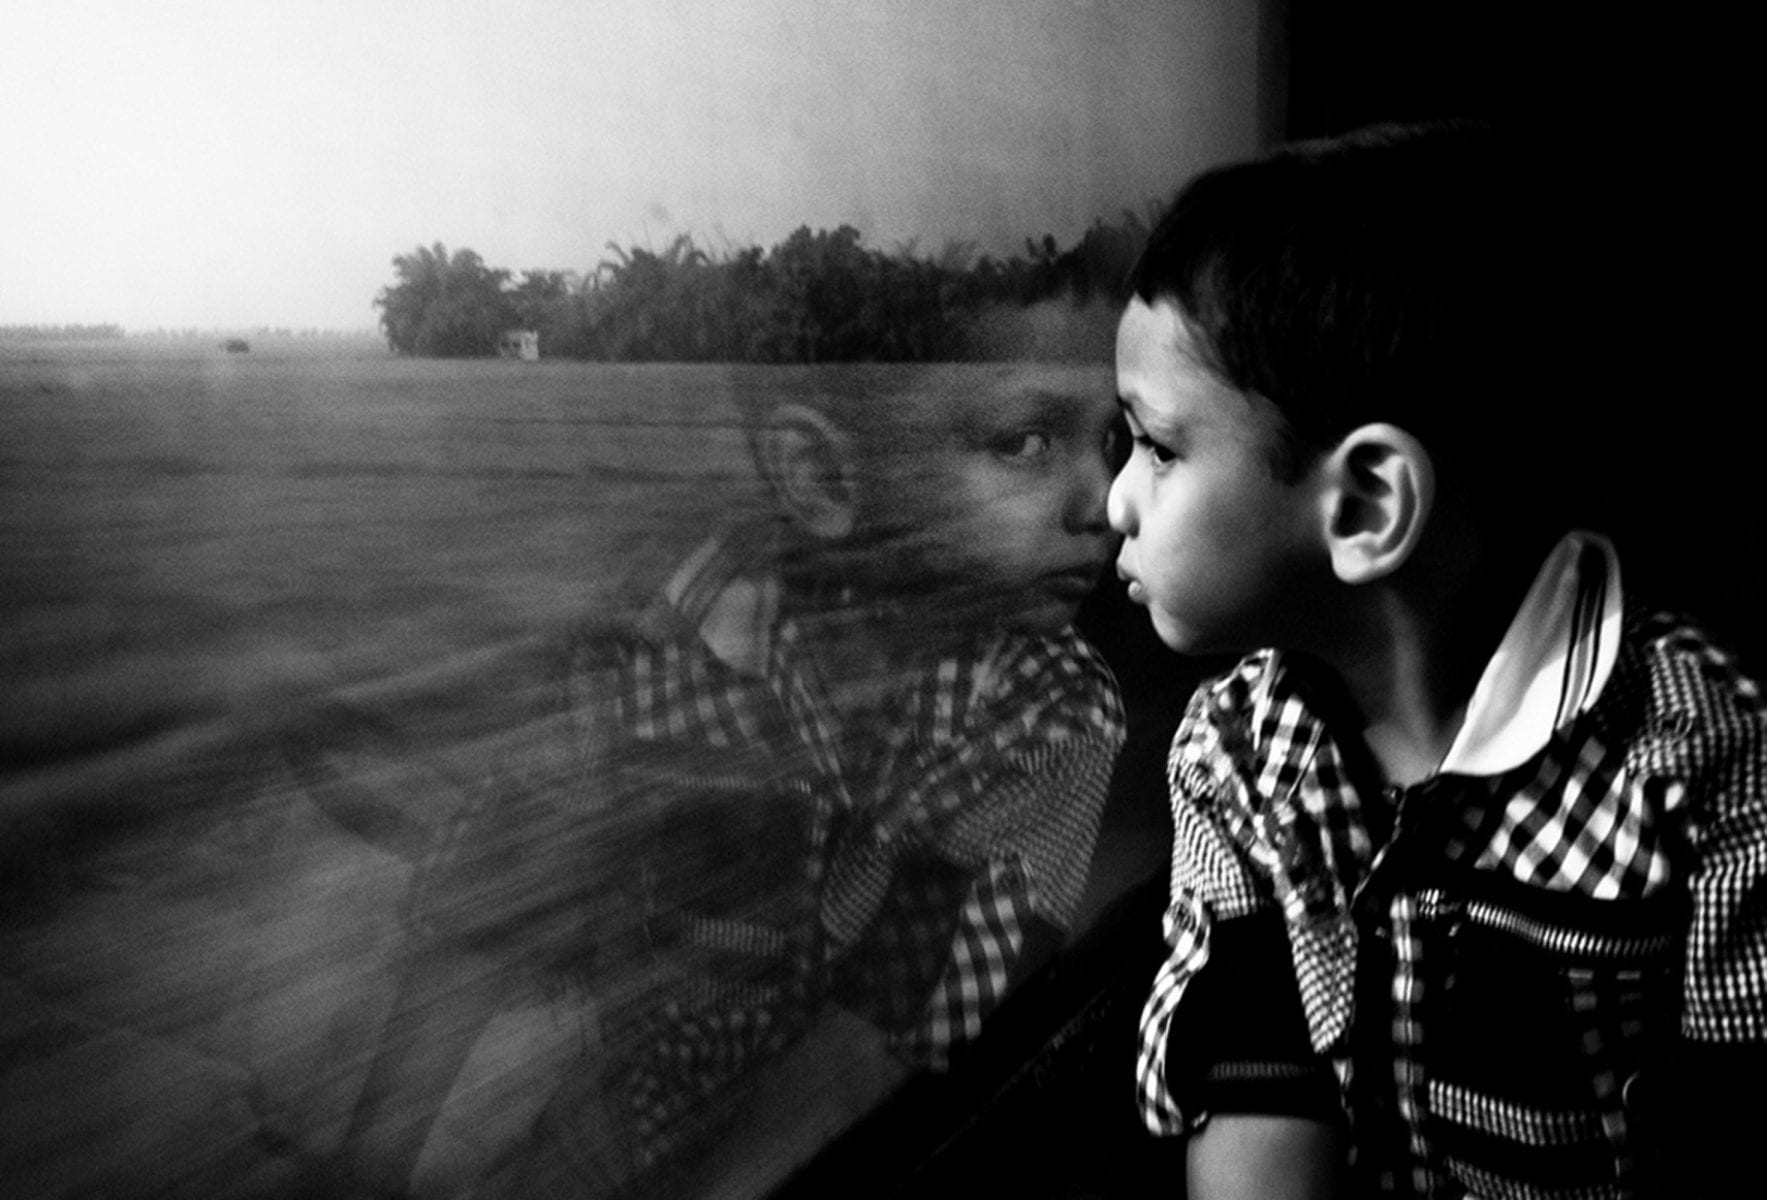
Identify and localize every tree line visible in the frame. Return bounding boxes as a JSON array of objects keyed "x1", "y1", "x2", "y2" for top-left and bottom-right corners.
[
  {"x1": 373, "y1": 211, "x2": 1158, "y2": 361},
  {"x1": 0, "y1": 324, "x2": 126, "y2": 341}
]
